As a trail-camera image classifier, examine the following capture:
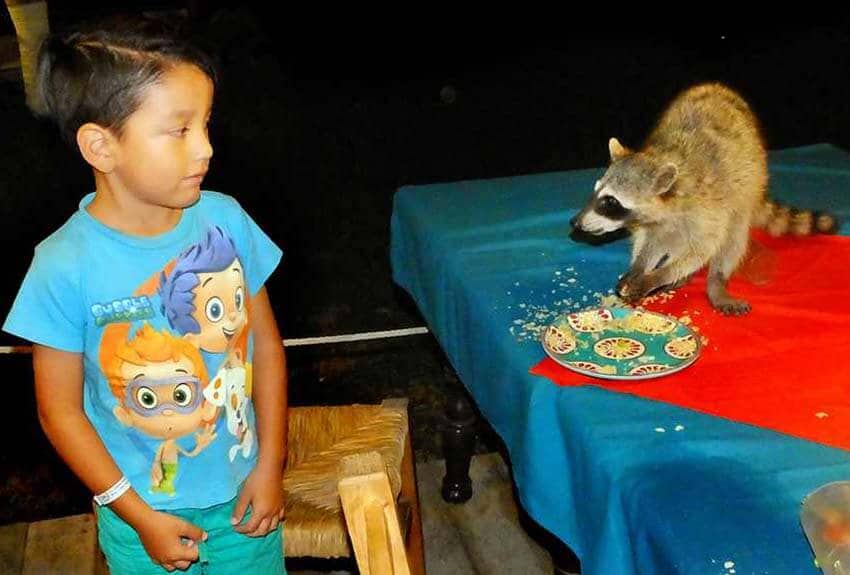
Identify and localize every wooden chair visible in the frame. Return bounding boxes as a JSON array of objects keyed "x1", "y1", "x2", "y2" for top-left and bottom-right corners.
[{"x1": 283, "y1": 398, "x2": 425, "y2": 574}]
